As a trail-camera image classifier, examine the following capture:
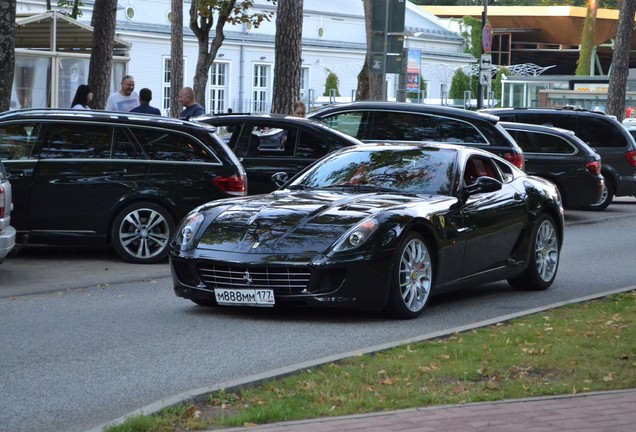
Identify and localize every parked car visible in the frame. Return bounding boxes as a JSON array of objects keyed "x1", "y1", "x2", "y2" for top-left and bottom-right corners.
[
  {"x1": 193, "y1": 113, "x2": 365, "y2": 195},
  {"x1": 483, "y1": 106, "x2": 636, "y2": 210},
  {"x1": 0, "y1": 109, "x2": 247, "y2": 264},
  {"x1": 0, "y1": 159, "x2": 16, "y2": 263},
  {"x1": 170, "y1": 142, "x2": 564, "y2": 319},
  {"x1": 500, "y1": 122, "x2": 604, "y2": 210},
  {"x1": 308, "y1": 101, "x2": 525, "y2": 170}
]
